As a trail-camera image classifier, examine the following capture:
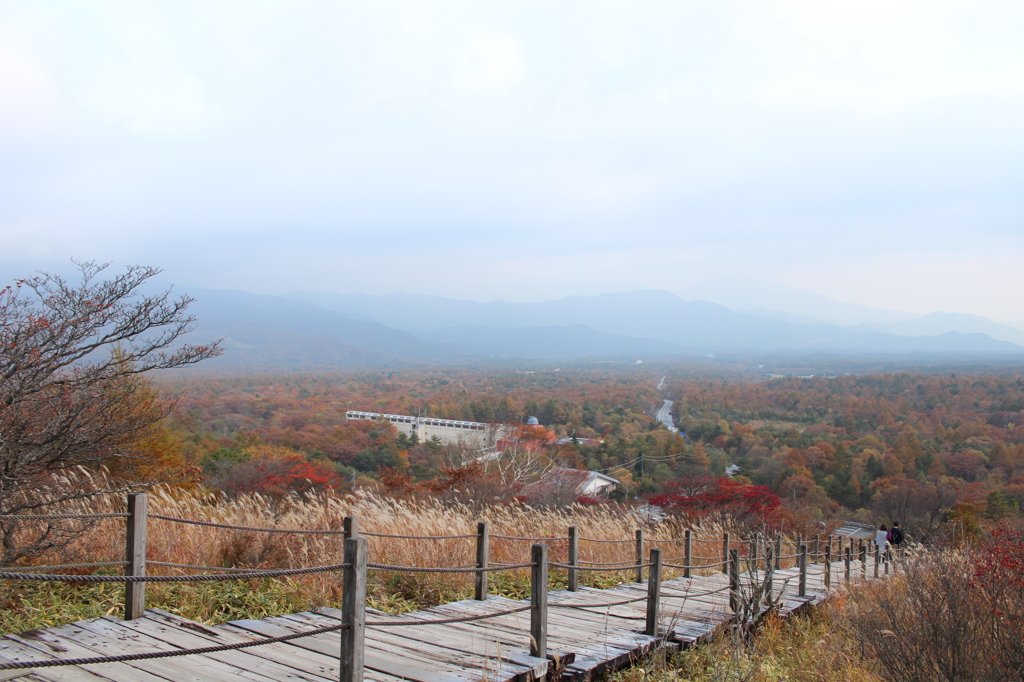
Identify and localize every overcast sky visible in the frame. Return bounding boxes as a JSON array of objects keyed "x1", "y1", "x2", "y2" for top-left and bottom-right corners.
[{"x1": 2, "y1": 1, "x2": 1023, "y2": 323}]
